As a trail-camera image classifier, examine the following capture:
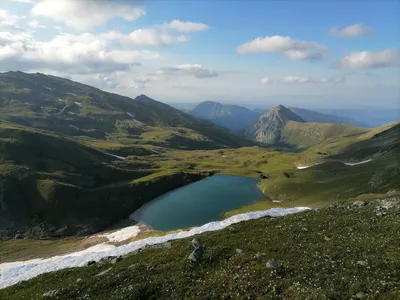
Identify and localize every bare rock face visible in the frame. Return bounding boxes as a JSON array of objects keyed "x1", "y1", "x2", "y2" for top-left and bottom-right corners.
[{"x1": 245, "y1": 105, "x2": 304, "y2": 144}]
